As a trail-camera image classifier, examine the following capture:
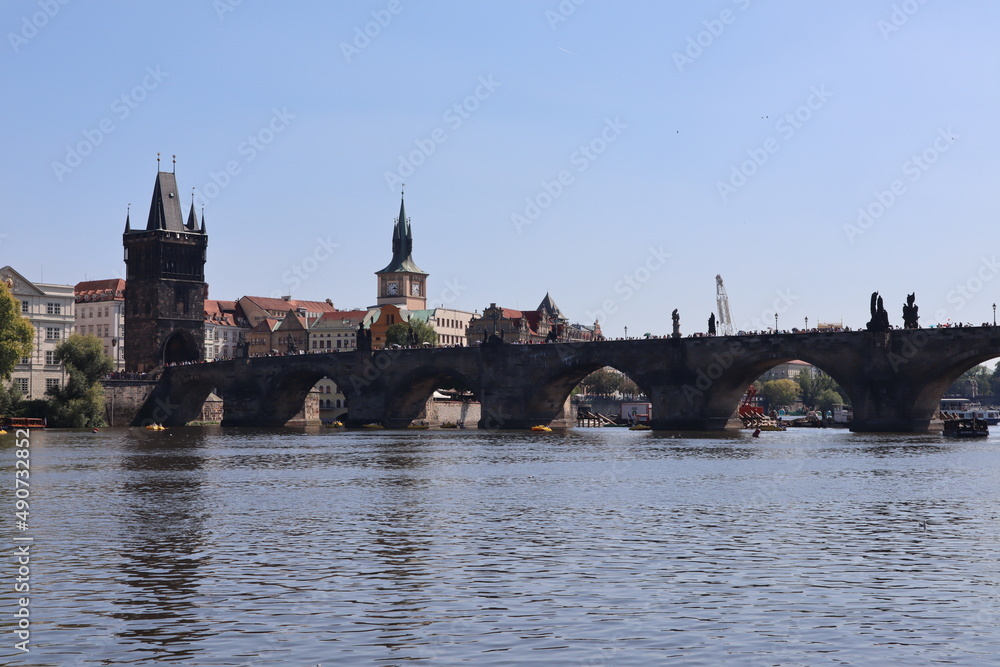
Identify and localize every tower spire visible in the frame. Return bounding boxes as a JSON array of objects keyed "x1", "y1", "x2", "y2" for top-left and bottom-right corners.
[{"x1": 124, "y1": 203, "x2": 131, "y2": 233}]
